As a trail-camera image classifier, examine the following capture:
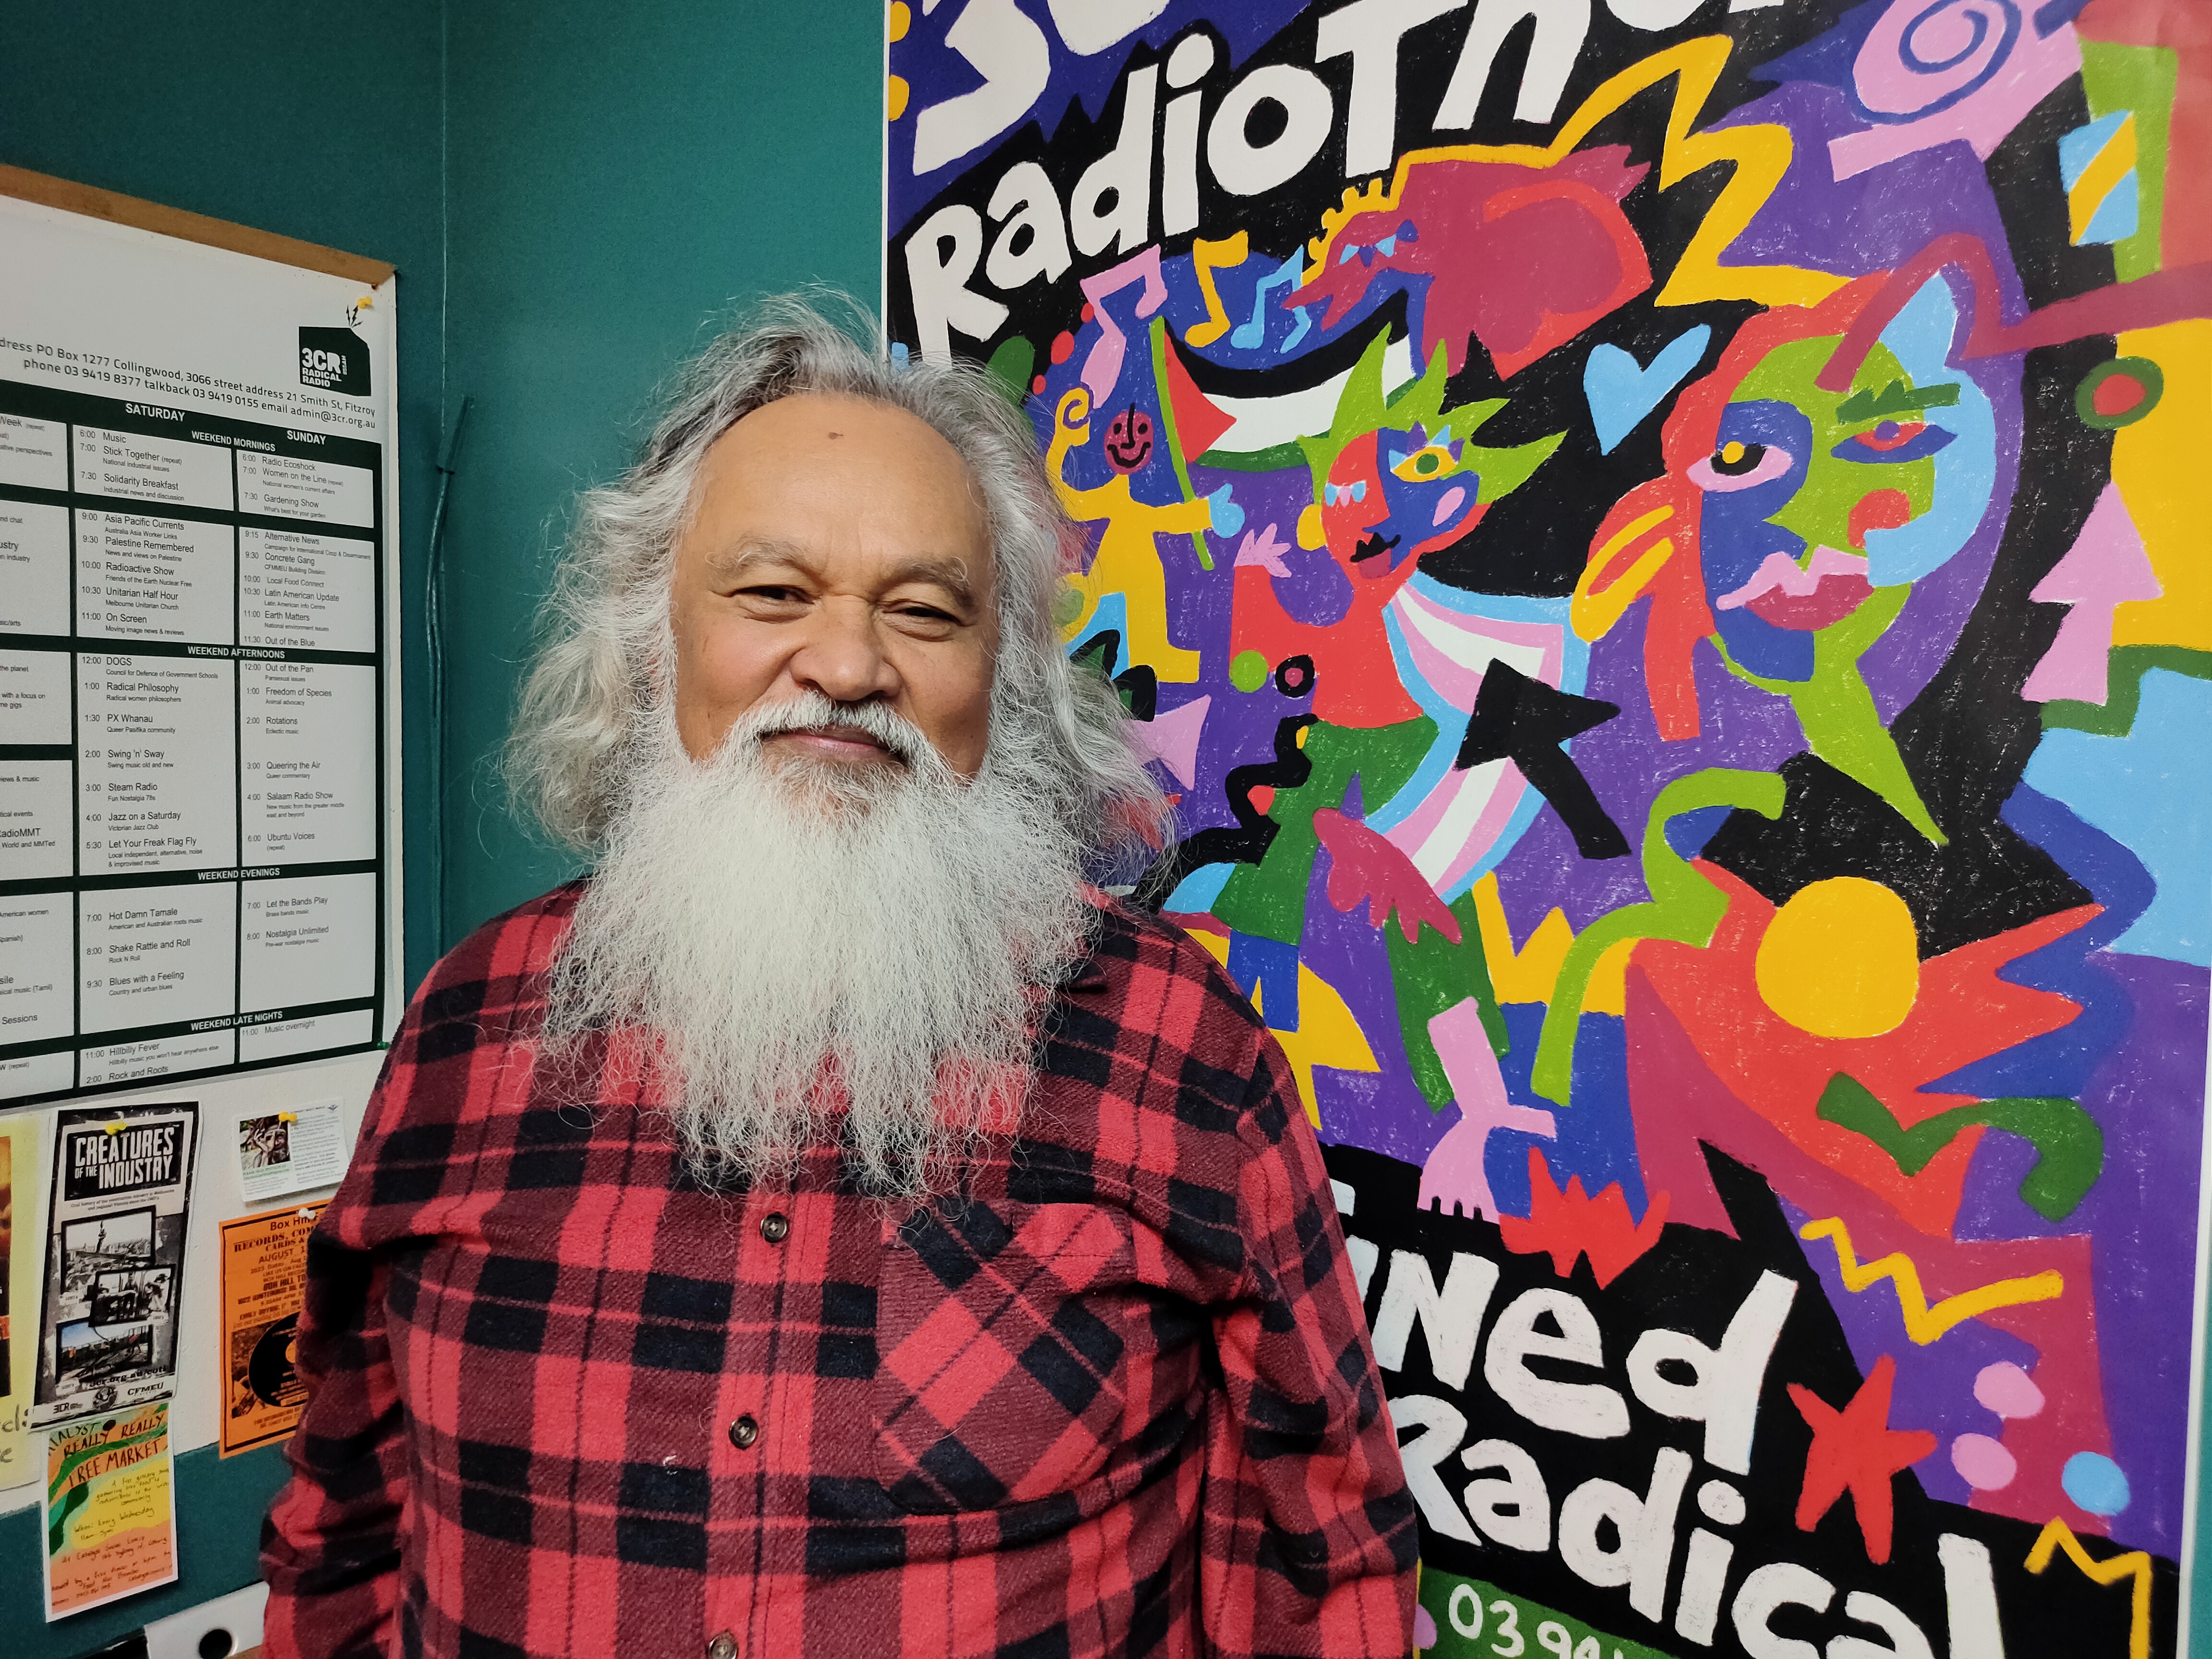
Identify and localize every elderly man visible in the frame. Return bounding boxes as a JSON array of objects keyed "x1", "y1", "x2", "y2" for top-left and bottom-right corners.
[{"x1": 261, "y1": 299, "x2": 1417, "y2": 1659}]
